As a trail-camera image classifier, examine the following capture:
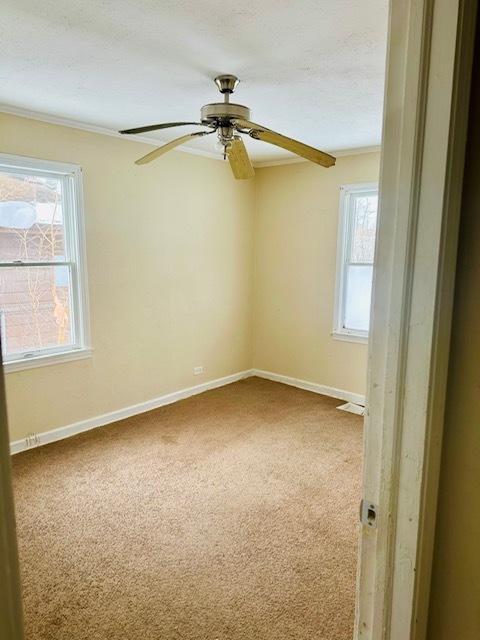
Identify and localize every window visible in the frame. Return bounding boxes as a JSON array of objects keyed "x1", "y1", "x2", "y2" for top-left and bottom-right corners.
[
  {"x1": 0, "y1": 154, "x2": 90, "y2": 371},
  {"x1": 333, "y1": 182, "x2": 378, "y2": 343}
]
